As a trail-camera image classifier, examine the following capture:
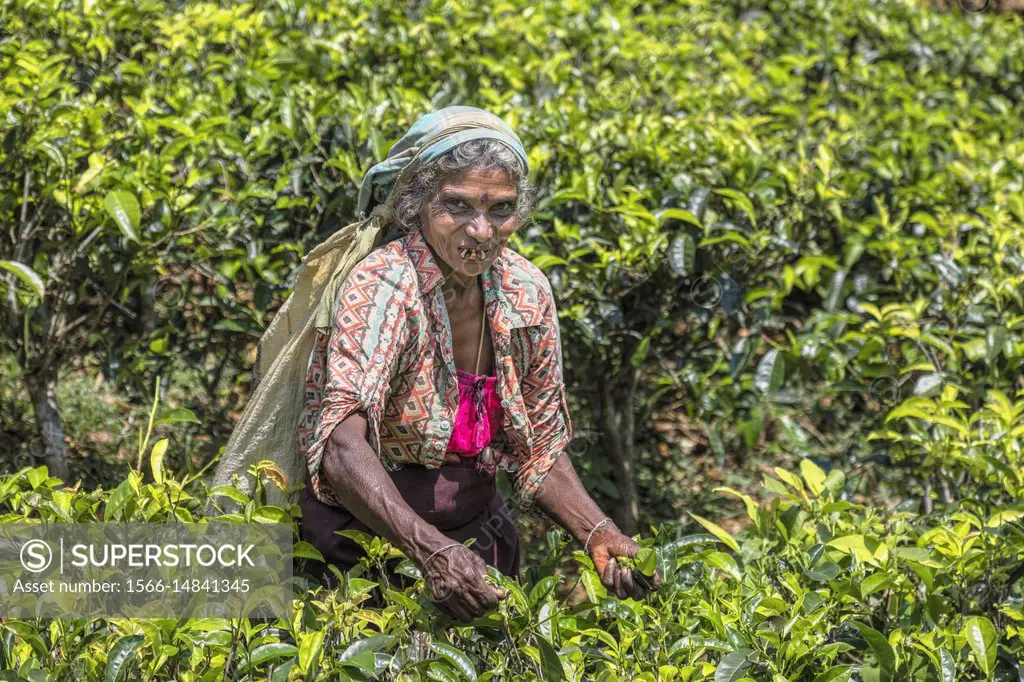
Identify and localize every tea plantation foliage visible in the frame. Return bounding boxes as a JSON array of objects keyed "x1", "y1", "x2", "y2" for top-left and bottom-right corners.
[{"x1": 2, "y1": 0, "x2": 1024, "y2": 679}]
